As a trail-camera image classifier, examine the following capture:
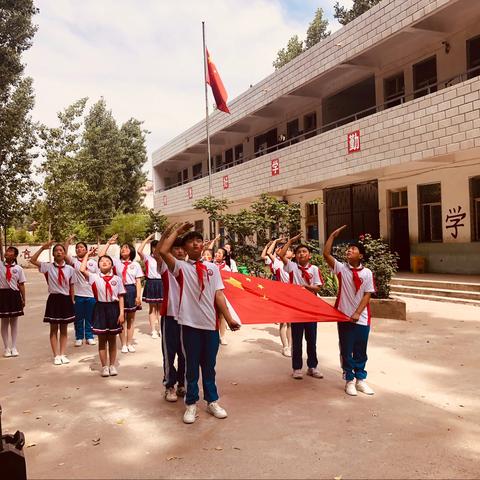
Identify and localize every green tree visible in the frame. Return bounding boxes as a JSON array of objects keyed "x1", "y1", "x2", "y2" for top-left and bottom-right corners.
[
  {"x1": 272, "y1": 35, "x2": 304, "y2": 70},
  {"x1": 104, "y1": 212, "x2": 150, "y2": 244},
  {"x1": 145, "y1": 208, "x2": 168, "y2": 233},
  {"x1": 117, "y1": 118, "x2": 149, "y2": 213},
  {"x1": 305, "y1": 8, "x2": 330, "y2": 49},
  {"x1": 334, "y1": 0, "x2": 383, "y2": 26}
]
